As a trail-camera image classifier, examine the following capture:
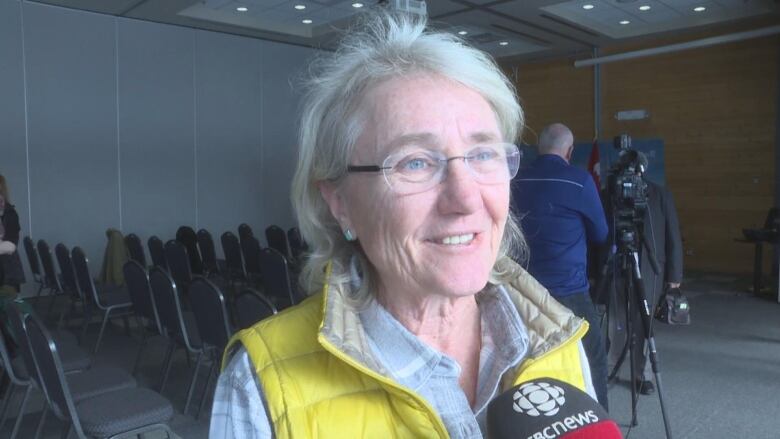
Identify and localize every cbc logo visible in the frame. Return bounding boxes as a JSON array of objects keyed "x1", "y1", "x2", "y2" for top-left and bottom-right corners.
[{"x1": 512, "y1": 382, "x2": 566, "y2": 417}]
